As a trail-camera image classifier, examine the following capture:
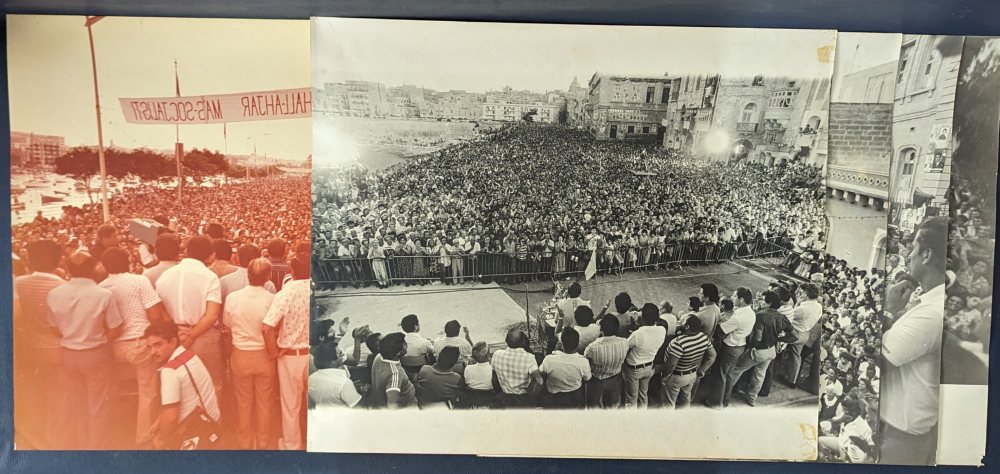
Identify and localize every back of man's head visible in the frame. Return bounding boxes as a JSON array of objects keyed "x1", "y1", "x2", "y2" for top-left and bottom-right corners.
[
  {"x1": 27, "y1": 240, "x2": 61, "y2": 273},
  {"x1": 505, "y1": 328, "x2": 527, "y2": 349},
  {"x1": 720, "y1": 298, "x2": 734, "y2": 312},
  {"x1": 213, "y1": 239, "x2": 233, "y2": 263},
  {"x1": 640, "y1": 303, "x2": 659, "y2": 325},
  {"x1": 247, "y1": 258, "x2": 272, "y2": 287},
  {"x1": 66, "y1": 251, "x2": 97, "y2": 278},
  {"x1": 614, "y1": 292, "x2": 632, "y2": 313},
  {"x1": 267, "y1": 238, "x2": 287, "y2": 259},
  {"x1": 97, "y1": 223, "x2": 117, "y2": 241},
  {"x1": 289, "y1": 255, "x2": 310, "y2": 280},
  {"x1": 155, "y1": 233, "x2": 181, "y2": 261},
  {"x1": 185, "y1": 235, "x2": 215, "y2": 263},
  {"x1": 313, "y1": 339, "x2": 341, "y2": 370},
  {"x1": 400, "y1": 314, "x2": 420, "y2": 333},
  {"x1": 568, "y1": 282, "x2": 582, "y2": 298},
  {"x1": 205, "y1": 222, "x2": 225, "y2": 239},
  {"x1": 365, "y1": 333, "x2": 382, "y2": 353},
  {"x1": 914, "y1": 216, "x2": 949, "y2": 271},
  {"x1": 599, "y1": 315, "x2": 620, "y2": 337},
  {"x1": 701, "y1": 283, "x2": 720, "y2": 304},
  {"x1": 471, "y1": 341, "x2": 490, "y2": 363},
  {"x1": 735, "y1": 287, "x2": 753, "y2": 306},
  {"x1": 561, "y1": 327, "x2": 580, "y2": 353},
  {"x1": 763, "y1": 290, "x2": 782, "y2": 310},
  {"x1": 236, "y1": 243, "x2": 262, "y2": 267},
  {"x1": 444, "y1": 320, "x2": 461, "y2": 337},
  {"x1": 101, "y1": 247, "x2": 130, "y2": 275},
  {"x1": 574, "y1": 305, "x2": 595, "y2": 326},
  {"x1": 436, "y1": 346, "x2": 460, "y2": 371},
  {"x1": 802, "y1": 282, "x2": 820, "y2": 300},
  {"x1": 378, "y1": 332, "x2": 406, "y2": 360},
  {"x1": 683, "y1": 315, "x2": 704, "y2": 334}
]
